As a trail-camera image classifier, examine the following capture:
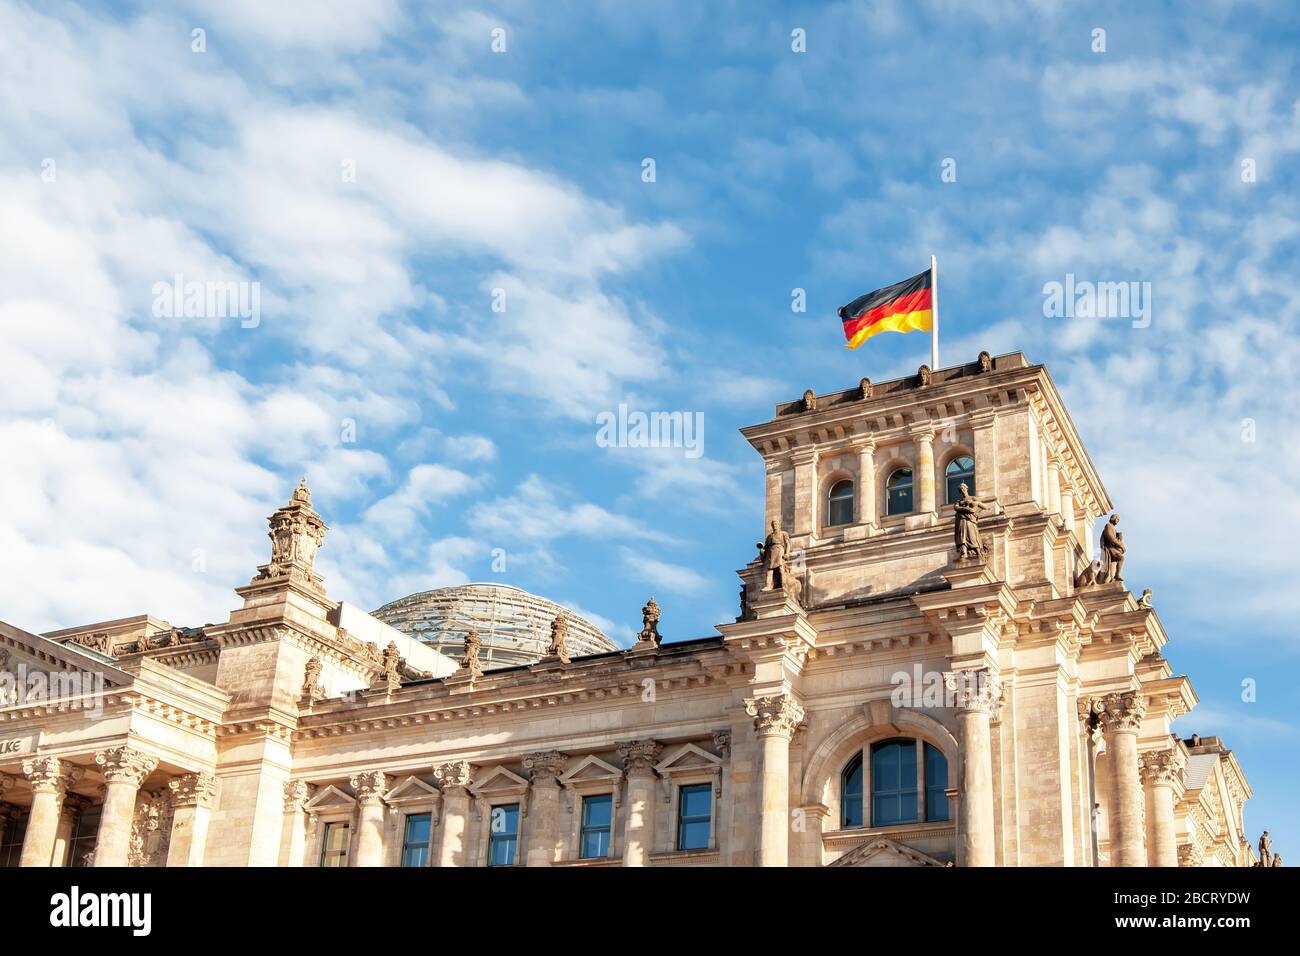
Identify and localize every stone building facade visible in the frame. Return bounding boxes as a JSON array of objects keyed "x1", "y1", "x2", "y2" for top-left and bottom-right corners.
[{"x1": 0, "y1": 352, "x2": 1256, "y2": 867}]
